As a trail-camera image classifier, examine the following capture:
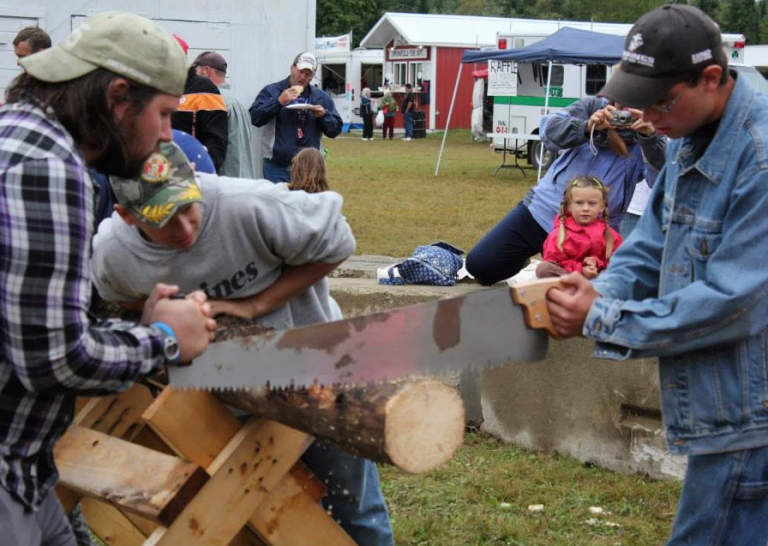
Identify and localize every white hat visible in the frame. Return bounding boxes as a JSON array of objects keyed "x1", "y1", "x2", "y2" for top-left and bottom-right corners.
[{"x1": 293, "y1": 52, "x2": 317, "y2": 73}]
